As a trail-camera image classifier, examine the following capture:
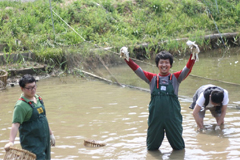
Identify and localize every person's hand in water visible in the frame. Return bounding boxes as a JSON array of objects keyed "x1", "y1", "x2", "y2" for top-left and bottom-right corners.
[{"x1": 215, "y1": 125, "x2": 221, "y2": 131}]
